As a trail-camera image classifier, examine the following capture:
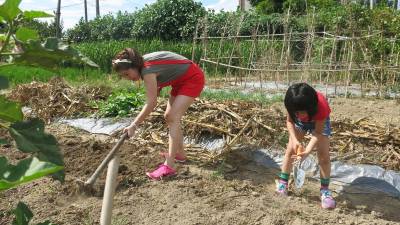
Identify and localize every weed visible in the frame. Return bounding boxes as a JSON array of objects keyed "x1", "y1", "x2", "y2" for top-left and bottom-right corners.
[{"x1": 97, "y1": 89, "x2": 145, "y2": 117}]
